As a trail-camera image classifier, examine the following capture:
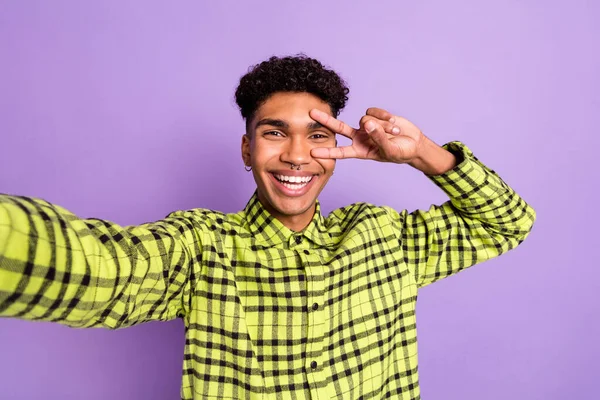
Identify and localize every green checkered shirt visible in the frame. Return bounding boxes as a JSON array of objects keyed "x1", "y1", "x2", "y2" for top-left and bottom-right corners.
[{"x1": 0, "y1": 142, "x2": 536, "y2": 399}]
